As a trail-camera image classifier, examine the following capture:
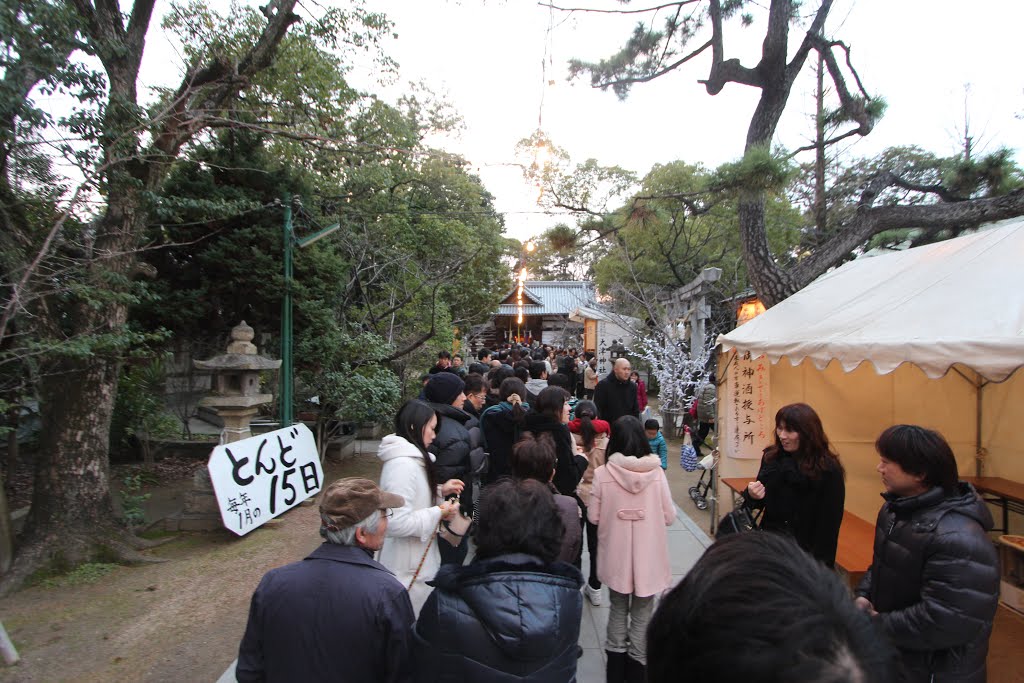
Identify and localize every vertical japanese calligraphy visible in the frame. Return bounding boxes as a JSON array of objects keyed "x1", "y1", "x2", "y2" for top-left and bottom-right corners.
[
  {"x1": 208, "y1": 424, "x2": 323, "y2": 535},
  {"x1": 727, "y1": 352, "x2": 771, "y2": 459}
]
